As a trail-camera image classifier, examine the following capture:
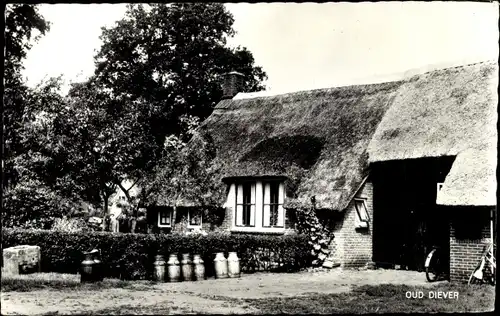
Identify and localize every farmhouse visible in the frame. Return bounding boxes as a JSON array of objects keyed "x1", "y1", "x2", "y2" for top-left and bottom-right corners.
[{"x1": 148, "y1": 61, "x2": 497, "y2": 282}]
